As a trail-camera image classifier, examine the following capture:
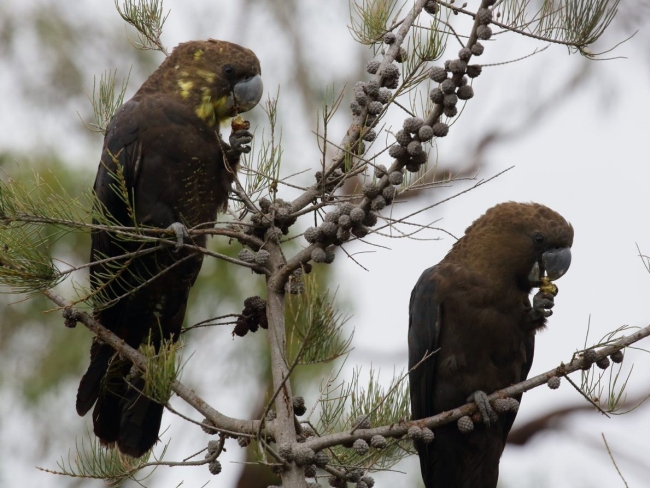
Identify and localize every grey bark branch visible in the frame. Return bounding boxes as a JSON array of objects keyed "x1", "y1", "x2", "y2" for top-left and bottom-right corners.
[
  {"x1": 42, "y1": 288, "x2": 650, "y2": 474},
  {"x1": 265, "y1": 239, "x2": 304, "y2": 487},
  {"x1": 303, "y1": 323, "x2": 650, "y2": 452},
  {"x1": 269, "y1": 0, "x2": 434, "y2": 294},
  {"x1": 289, "y1": 0, "x2": 431, "y2": 215},
  {"x1": 43, "y1": 289, "x2": 262, "y2": 437},
  {"x1": 1, "y1": 213, "x2": 265, "y2": 249}
]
